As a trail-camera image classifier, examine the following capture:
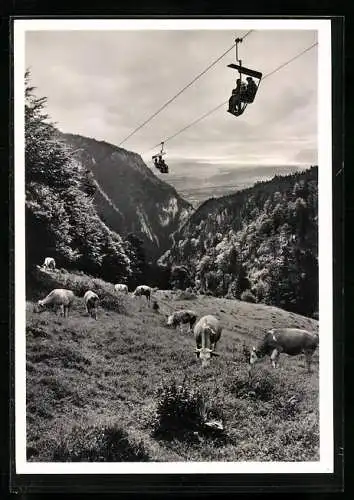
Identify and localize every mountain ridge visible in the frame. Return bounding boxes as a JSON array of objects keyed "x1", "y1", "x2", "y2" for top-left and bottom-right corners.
[{"x1": 57, "y1": 131, "x2": 193, "y2": 260}]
